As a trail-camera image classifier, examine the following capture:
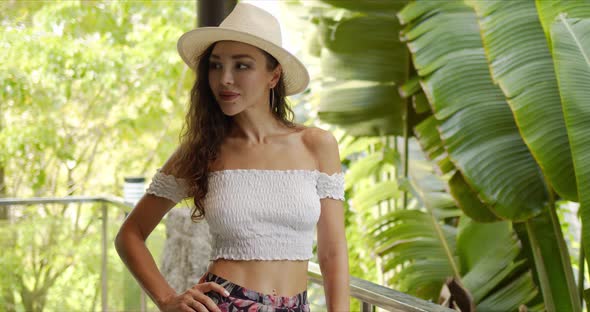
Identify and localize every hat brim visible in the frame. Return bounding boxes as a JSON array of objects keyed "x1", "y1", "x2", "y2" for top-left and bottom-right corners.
[{"x1": 177, "y1": 27, "x2": 309, "y2": 96}]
